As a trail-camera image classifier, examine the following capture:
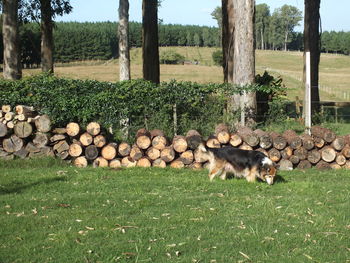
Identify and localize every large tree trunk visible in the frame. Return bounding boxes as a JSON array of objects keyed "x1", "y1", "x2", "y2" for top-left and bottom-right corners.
[
  {"x1": 304, "y1": 0, "x2": 321, "y2": 114},
  {"x1": 2, "y1": 0, "x2": 22, "y2": 80},
  {"x1": 232, "y1": 0, "x2": 256, "y2": 126},
  {"x1": 40, "y1": 0, "x2": 54, "y2": 73},
  {"x1": 142, "y1": 0, "x2": 160, "y2": 84},
  {"x1": 118, "y1": 0, "x2": 131, "y2": 81}
]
